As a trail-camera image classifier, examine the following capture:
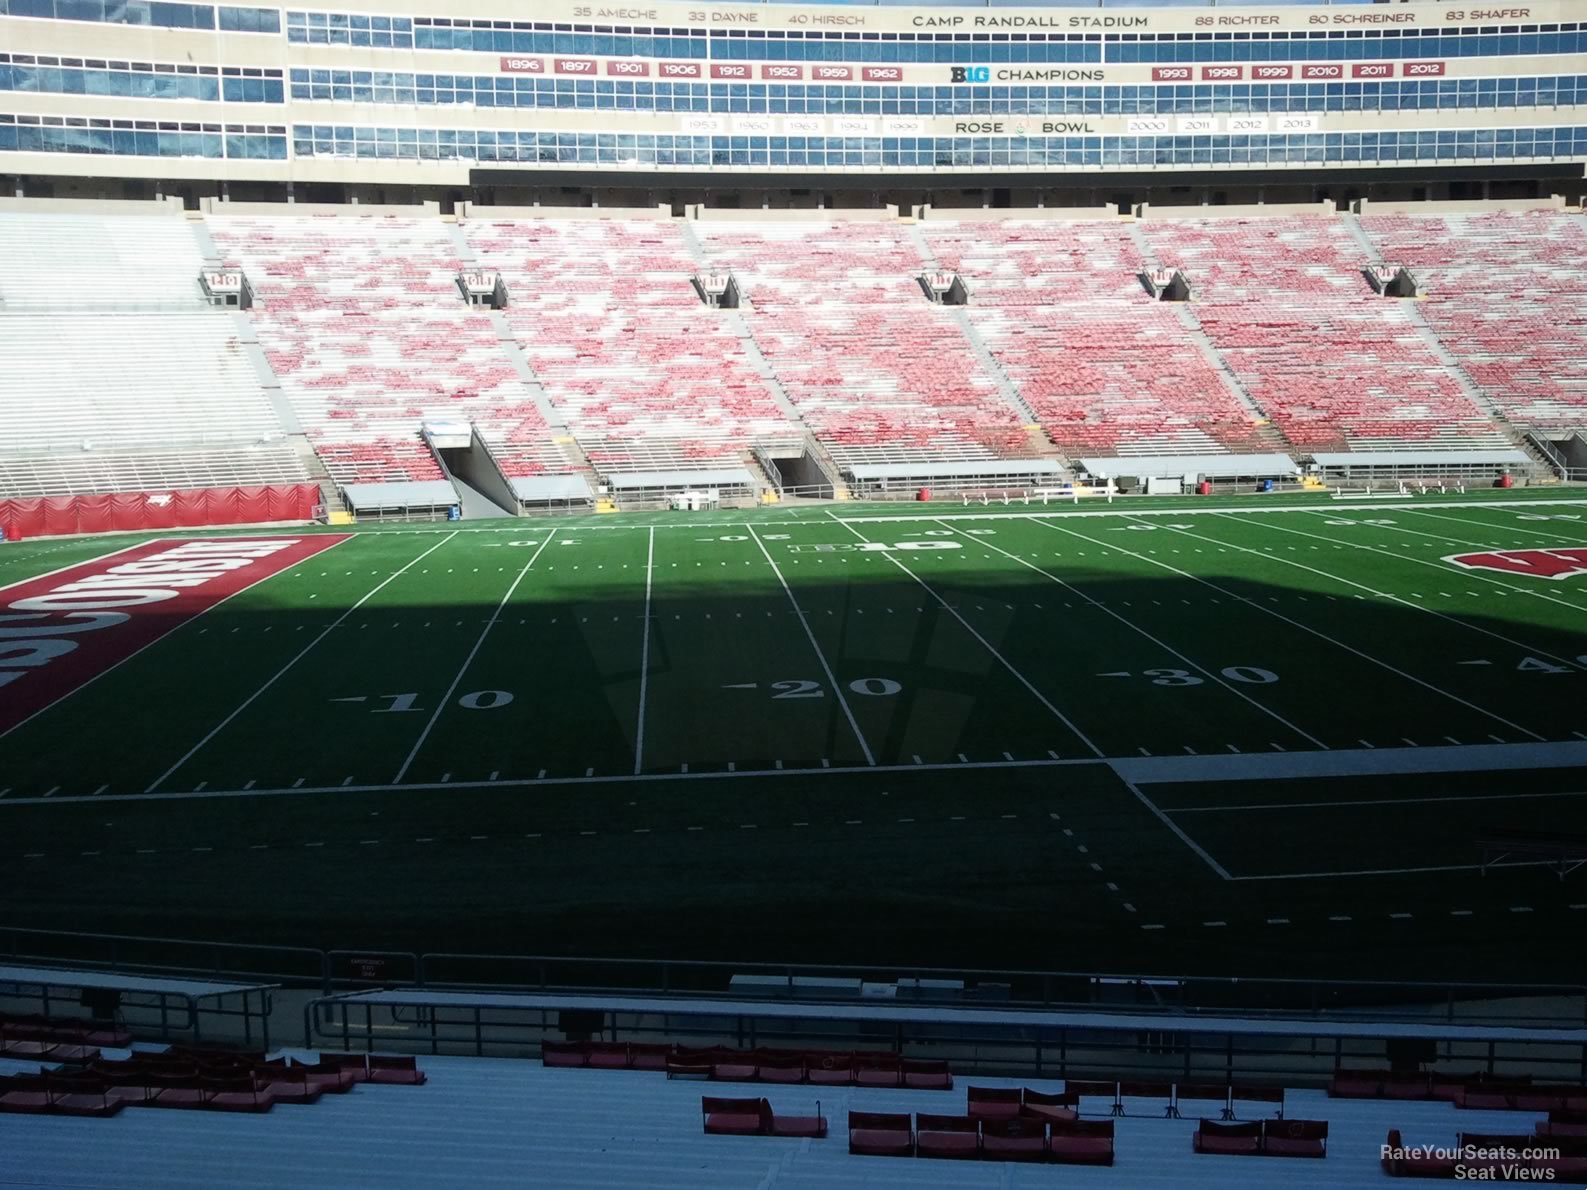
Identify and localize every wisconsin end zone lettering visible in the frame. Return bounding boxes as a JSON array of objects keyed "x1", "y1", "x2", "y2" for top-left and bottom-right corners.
[{"x1": 0, "y1": 535, "x2": 348, "y2": 736}]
